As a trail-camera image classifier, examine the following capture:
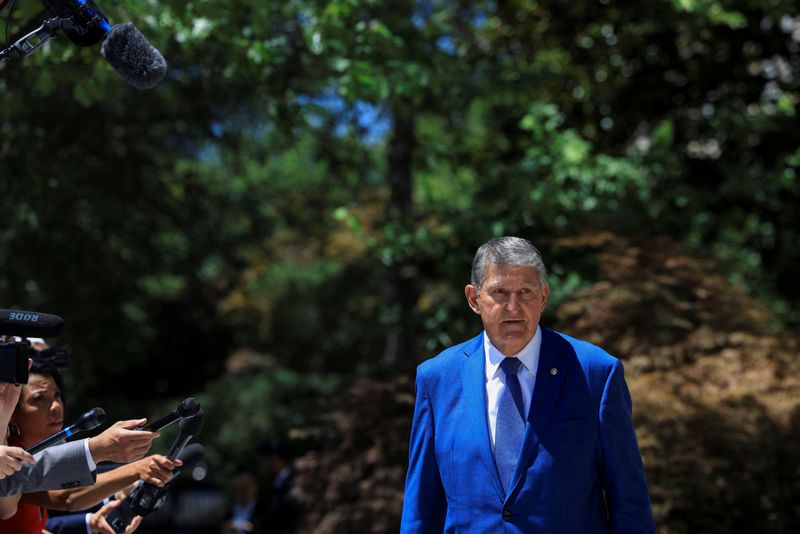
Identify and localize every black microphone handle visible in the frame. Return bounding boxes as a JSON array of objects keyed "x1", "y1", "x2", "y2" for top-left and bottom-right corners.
[
  {"x1": 166, "y1": 434, "x2": 194, "y2": 460},
  {"x1": 26, "y1": 407, "x2": 105, "y2": 455},
  {"x1": 139, "y1": 411, "x2": 179, "y2": 432},
  {"x1": 26, "y1": 424, "x2": 75, "y2": 455},
  {"x1": 138, "y1": 398, "x2": 200, "y2": 431},
  {"x1": 166, "y1": 412, "x2": 204, "y2": 459}
]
